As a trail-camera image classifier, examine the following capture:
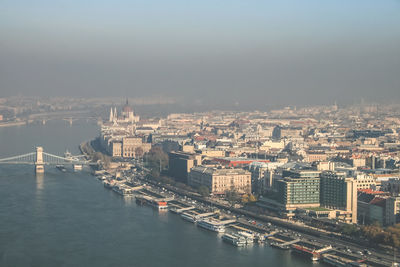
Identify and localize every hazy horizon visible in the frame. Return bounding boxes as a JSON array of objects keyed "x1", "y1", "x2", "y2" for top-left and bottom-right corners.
[{"x1": 1, "y1": 0, "x2": 400, "y2": 108}]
